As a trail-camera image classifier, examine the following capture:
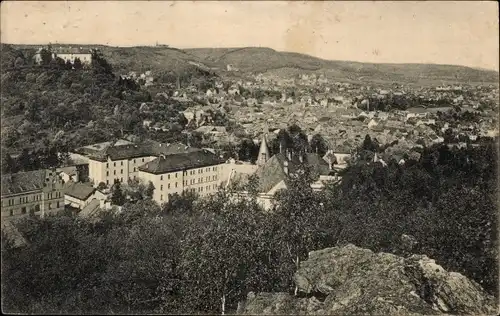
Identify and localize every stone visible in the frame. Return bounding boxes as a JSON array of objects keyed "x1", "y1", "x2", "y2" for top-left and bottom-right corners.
[{"x1": 238, "y1": 244, "x2": 496, "y2": 315}]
